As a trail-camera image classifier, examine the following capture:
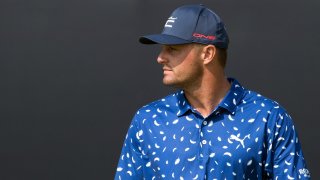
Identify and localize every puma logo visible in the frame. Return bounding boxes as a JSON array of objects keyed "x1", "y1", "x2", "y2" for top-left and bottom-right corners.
[{"x1": 229, "y1": 134, "x2": 250, "y2": 148}]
